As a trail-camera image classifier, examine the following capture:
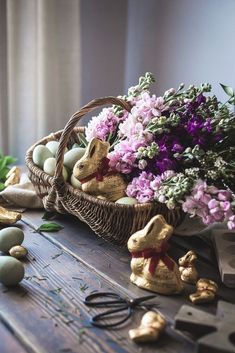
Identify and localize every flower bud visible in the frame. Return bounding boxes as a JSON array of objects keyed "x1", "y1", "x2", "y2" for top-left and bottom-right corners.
[
  {"x1": 164, "y1": 88, "x2": 175, "y2": 97},
  {"x1": 138, "y1": 159, "x2": 148, "y2": 170}
]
